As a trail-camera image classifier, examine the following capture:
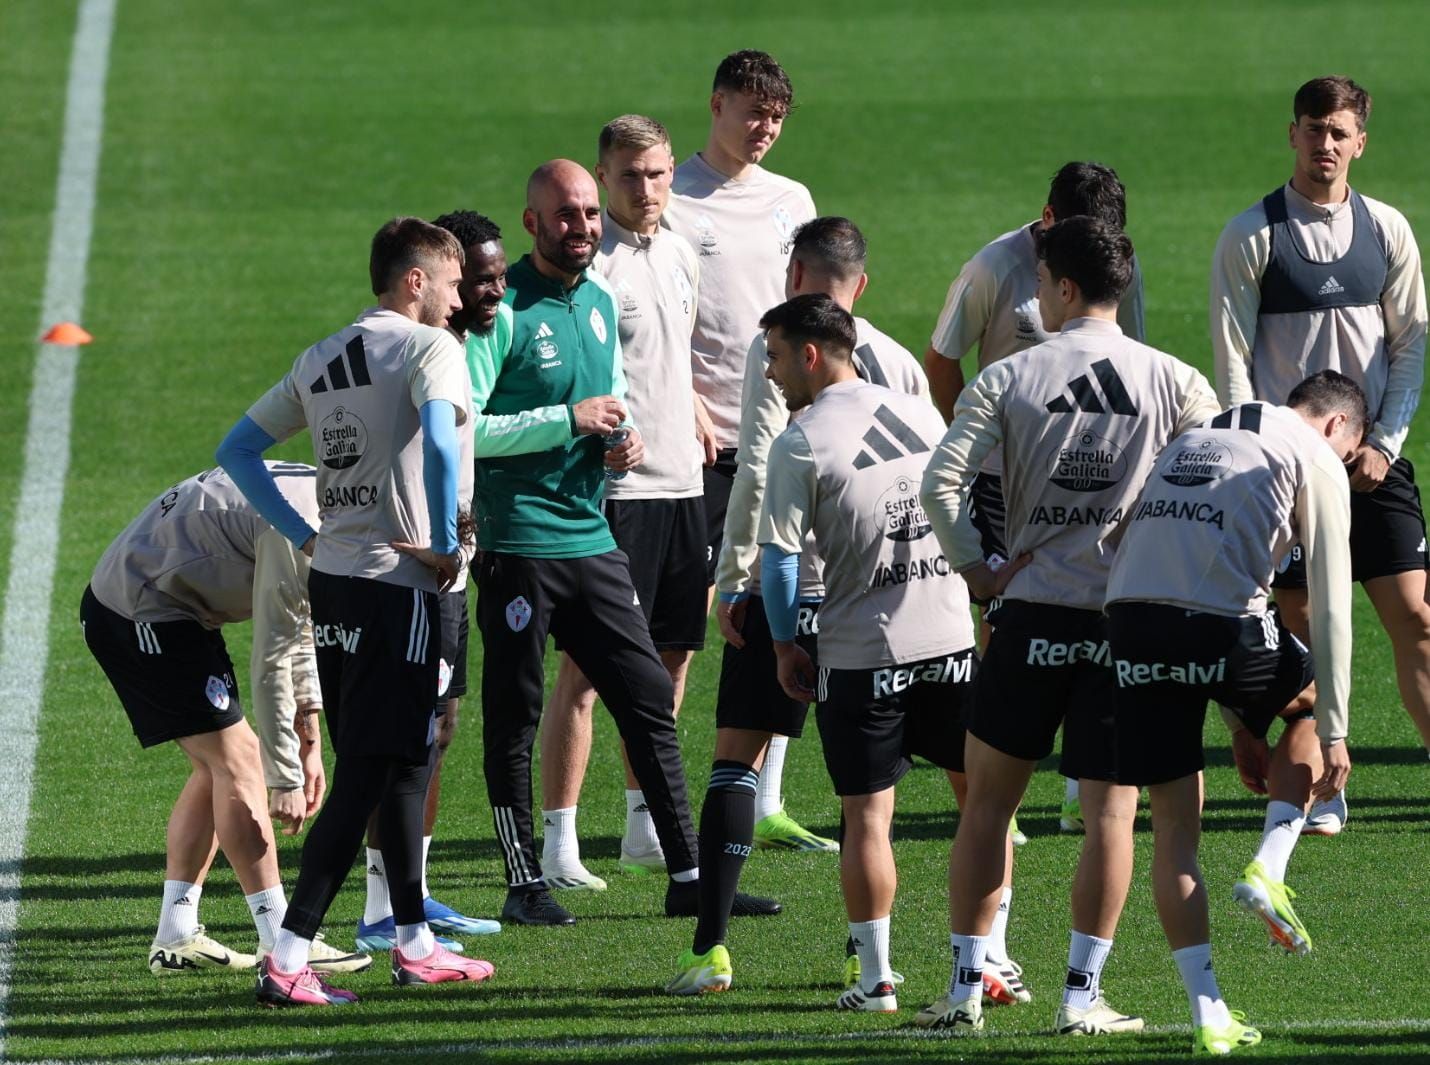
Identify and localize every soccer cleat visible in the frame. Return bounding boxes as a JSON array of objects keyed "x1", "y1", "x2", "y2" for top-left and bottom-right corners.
[
  {"x1": 1303, "y1": 790, "x2": 1348, "y2": 837},
  {"x1": 1233, "y1": 860, "x2": 1312, "y2": 954},
  {"x1": 355, "y1": 915, "x2": 465, "y2": 954},
  {"x1": 391, "y1": 943, "x2": 494, "y2": 986},
  {"x1": 842, "y1": 952, "x2": 904, "y2": 989},
  {"x1": 836, "y1": 980, "x2": 897, "y2": 1012},
  {"x1": 913, "y1": 993, "x2": 984, "y2": 1030},
  {"x1": 306, "y1": 931, "x2": 372, "y2": 973},
  {"x1": 501, "y1": 887, "x2": 575, "y2": 926},
  {"x1": 255, "y1": 956, "x2": 358, "y2": 1007},
  {"x1": 753, "y1": 807, "x2": 839, "y2": 852},
  {"x1": 983, "y1": 958, "x2": 1031, "y2": 1005},
  {"x1": 618, "y1": 843, "x2": 667, "y2": 876},
  {"x1": 664, "y1": 878, "x2": 782, "y2": 918},
  {"x1": 1060, "y1": 797, "x2": 1084, "y2": 833},
  {"x1": 542, "y1": 864, "x2": 608, "y2": 892},
  {"x1": 666, "y1": 945, "x2": 733, "y2": 995},
  {"x1": 423, "y1": 896, "x2": 502, "y2": 934},
  {"x1": 149, "y1": 925, "x2": 256, "y2": 975},
  {"x1": 1054, "y1": 995, "x2": 1145, "y2": 1035},
  {"x1": 1009, "y1": 815, "x2": 1028, "y2": 847},
  {"x1": 1194, "y1": 1010, "x2": 1262, "y2": 1055}
]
